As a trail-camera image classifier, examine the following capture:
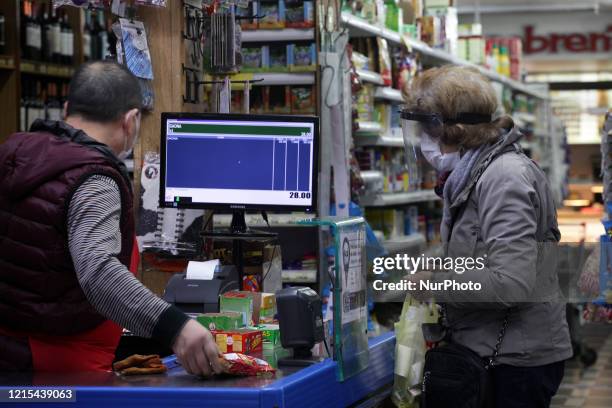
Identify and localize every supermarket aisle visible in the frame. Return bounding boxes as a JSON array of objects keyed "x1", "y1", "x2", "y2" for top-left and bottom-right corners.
[{"x1": 552, "y1": 323, "x2": 612, "y2": 408}]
